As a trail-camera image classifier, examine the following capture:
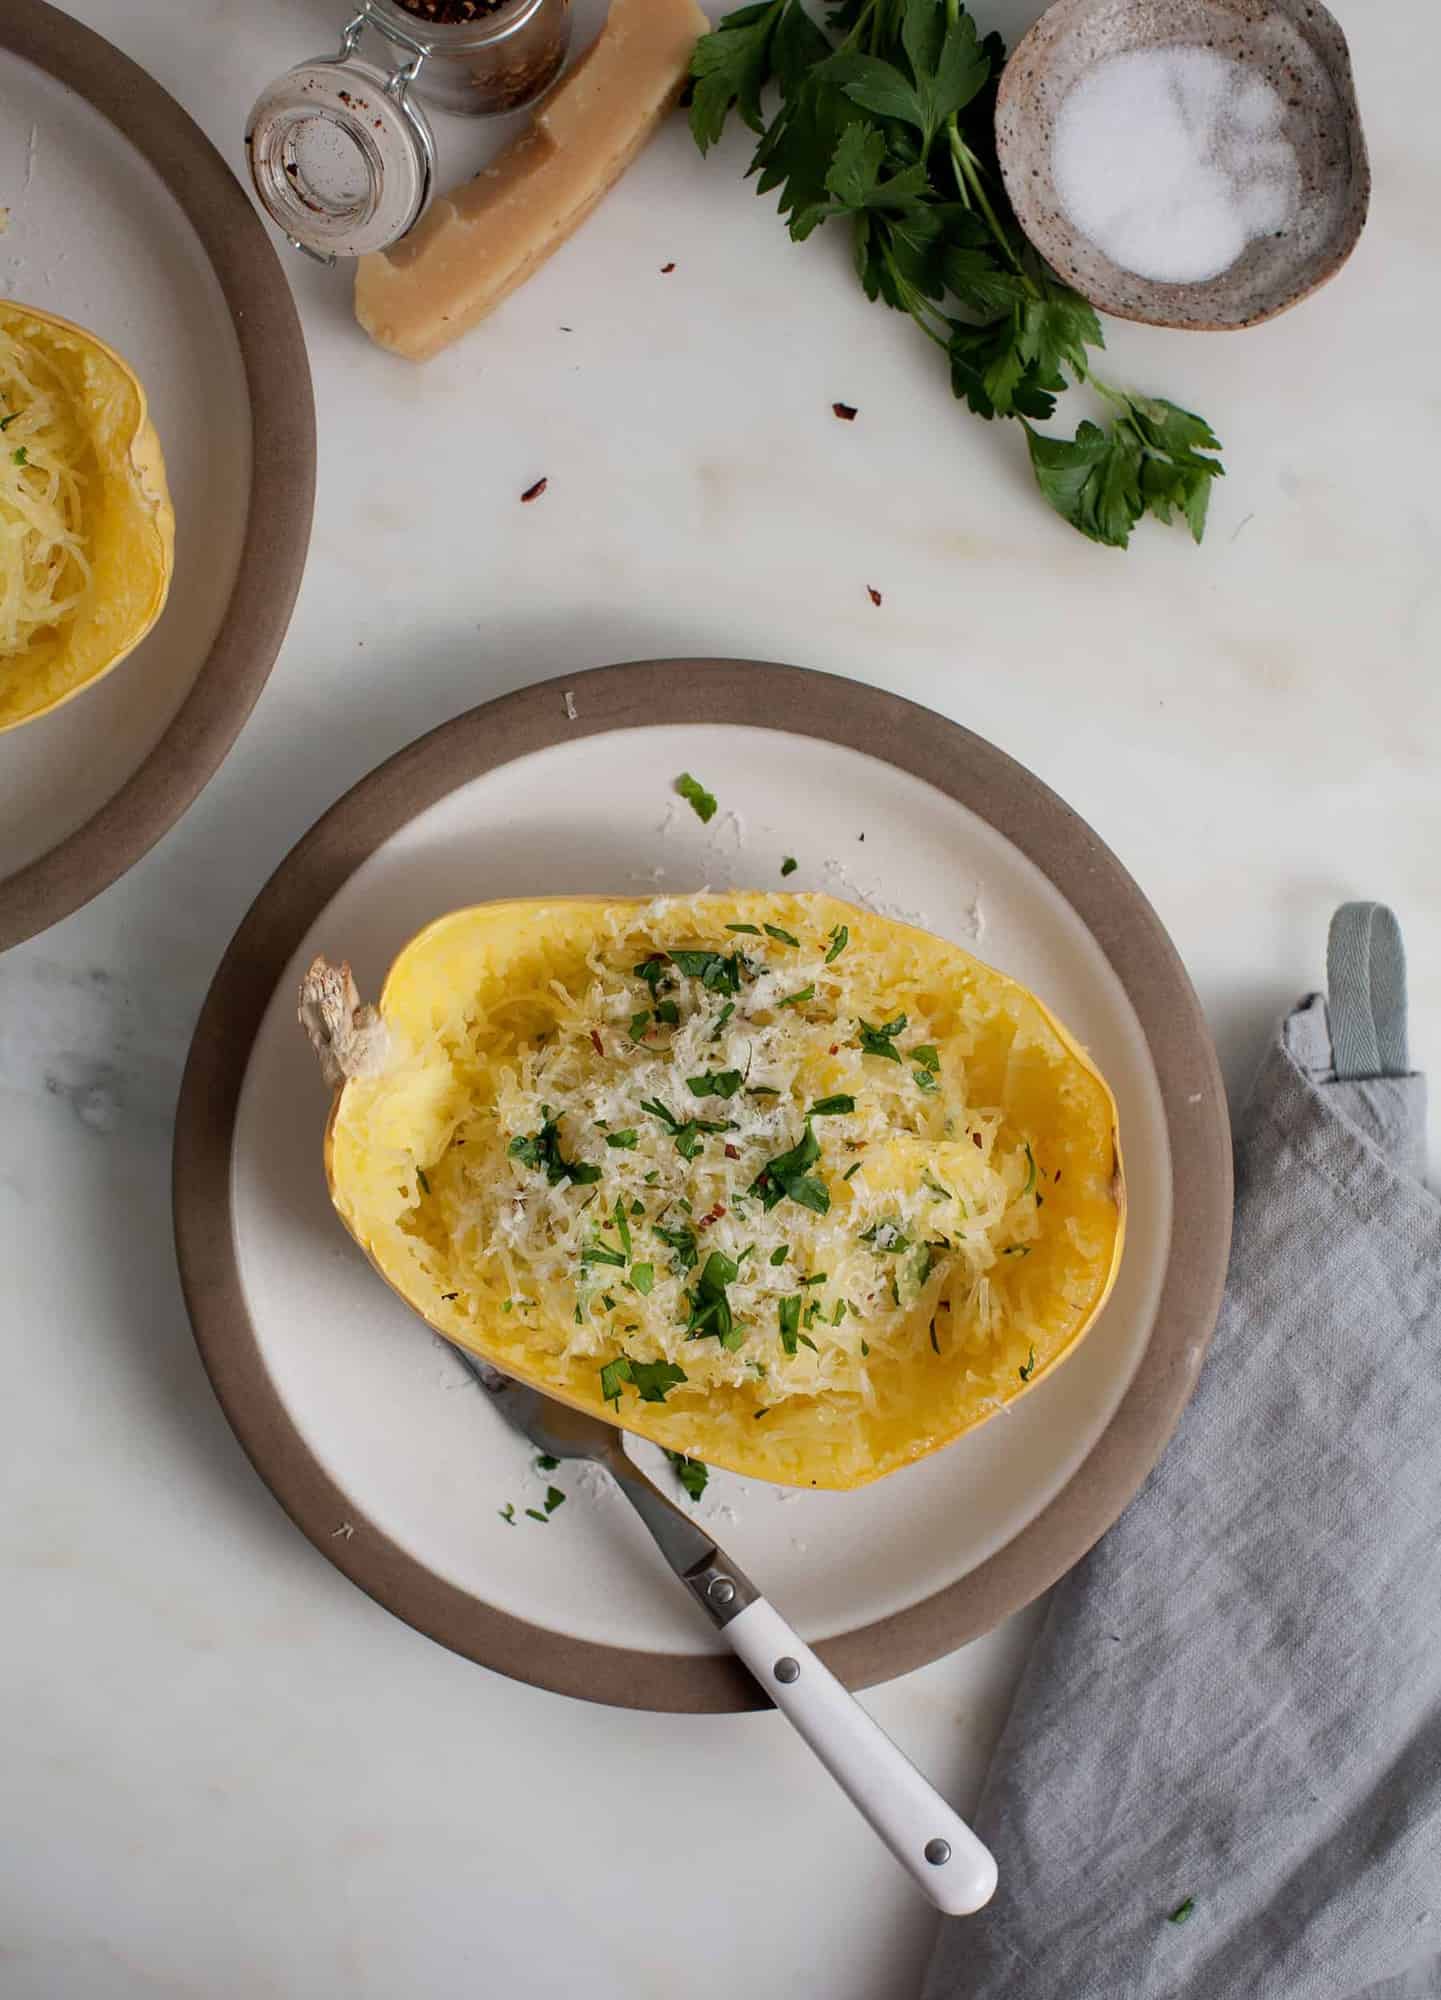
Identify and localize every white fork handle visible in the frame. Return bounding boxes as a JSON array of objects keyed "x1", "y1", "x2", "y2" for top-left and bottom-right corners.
[{"x1": 723, "y1": 1596, "x2": 998, "y2": 1916}]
